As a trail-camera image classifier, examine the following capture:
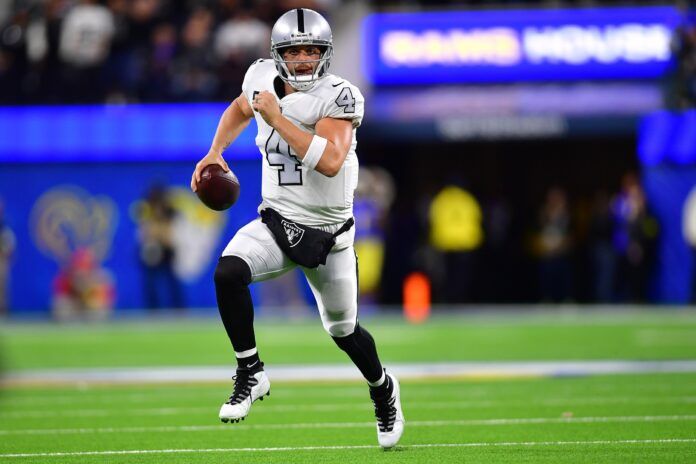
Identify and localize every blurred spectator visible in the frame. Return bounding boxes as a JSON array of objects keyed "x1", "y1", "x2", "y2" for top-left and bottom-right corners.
[
  {"x1": 59, "y1": 0, "x2": 114, "y2": 61},
  {"x1": 682, "y1": 184, "x2": 696, "y2": 302},
  {"x1": 215, "y1": 8, "x2": 270, "y2": 100},
  {"x1": 171, "y1": 7, "x2": 218, "y2": 100},
  {"x1": 59, "y1": 0, "x2": 116, "y2": 102},
  {"x1": 588, "y1": 190, "x2": 617, "y2": 303},
  {"x1": 354, "y1": 166, "x2": 396, "y2": 305},
  {"x1": 535, "y1": 187, "x2": 573, "y2": 303},
  {"x1": 215, "y1": 9, "x2": 269, "y2": 60},
  {"x1": 479, "y1": 193, "x2": 512, "y2": 302},
  {"x1": 0, "y1": 6, "x2": 31, "y2": 103},
  {"x1": 428, "y1": 183, "x2": 483, "y2": 303},
  {"x1": 139, "y1": 21, "x2": 177, "y2": 100},
  {"x1": 380, "y1": 196, "x2": 422, "y2": 305},
  {"x1": 0, "y1": 0, "x2": 336, "y2": 104},
  {"x1": 102, "y1": 0, "x2": 139, "y2": 101},
  {"x1": 52, "y1": 247, "x2": 115, "y2": 321},
  {"x1": 0, "y1": 2, "x2": 11, "y2": 24},
  {"x1": 24, "y1": 0, "x2": 67, "y2": 102},
  {"x1": 0, "y1": 200, "x2": 16, "y2": 316},
  {"x1": 134, "y1": 184, "x2": 185, "y2": 310},
  {"x1": 612, "y1": 173, "x2": 659, "y2": 303}
]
